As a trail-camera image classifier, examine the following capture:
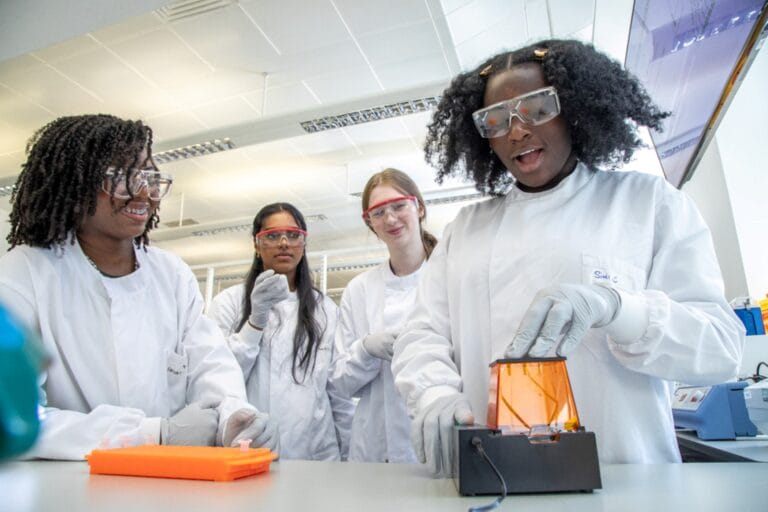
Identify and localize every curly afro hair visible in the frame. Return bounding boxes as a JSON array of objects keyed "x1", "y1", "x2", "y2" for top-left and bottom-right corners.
[
  {"x1": 7, "y1": 114, "x2": 158, "y2": 249},
  {"x1": 424, "y1": 38, "x2": 669, "y2": 195}
]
